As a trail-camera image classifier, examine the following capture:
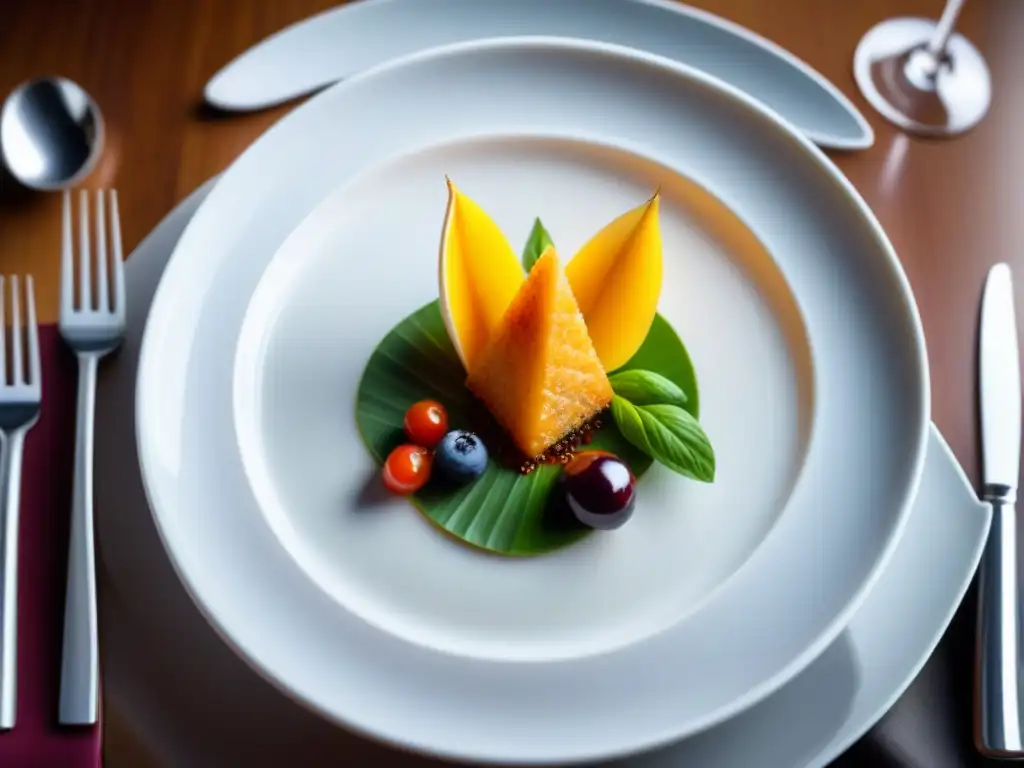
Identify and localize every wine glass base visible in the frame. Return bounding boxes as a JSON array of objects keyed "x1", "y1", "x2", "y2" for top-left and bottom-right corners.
[{"x1": 854, "y1": 17, "x2": 991, "y2": 137}]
